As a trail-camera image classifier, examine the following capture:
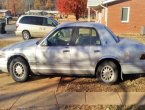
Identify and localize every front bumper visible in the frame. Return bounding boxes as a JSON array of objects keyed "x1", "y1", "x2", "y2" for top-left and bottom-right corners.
[{"x1": 0, "y1": 58, "x2": 8, "y2": 73}]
